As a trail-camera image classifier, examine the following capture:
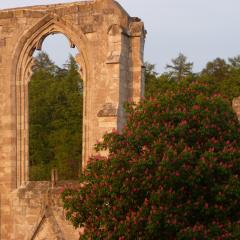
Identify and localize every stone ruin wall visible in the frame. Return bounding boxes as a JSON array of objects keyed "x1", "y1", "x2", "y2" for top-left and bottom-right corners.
[
  {"x1": 0, "y1": 0, "x2": 145, "y2": 239},
  {"x1": 233, "y1": 96, "x2": 240, "y2": 121},
  {"x1": 10, "y1": 182, "x2": 79, "y2": 240}
]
